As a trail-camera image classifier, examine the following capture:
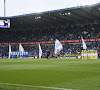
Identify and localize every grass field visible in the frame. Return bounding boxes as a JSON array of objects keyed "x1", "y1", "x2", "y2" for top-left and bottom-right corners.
[{"x1": 0, "y1": 58, "x2": 100, "y2": 90}]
